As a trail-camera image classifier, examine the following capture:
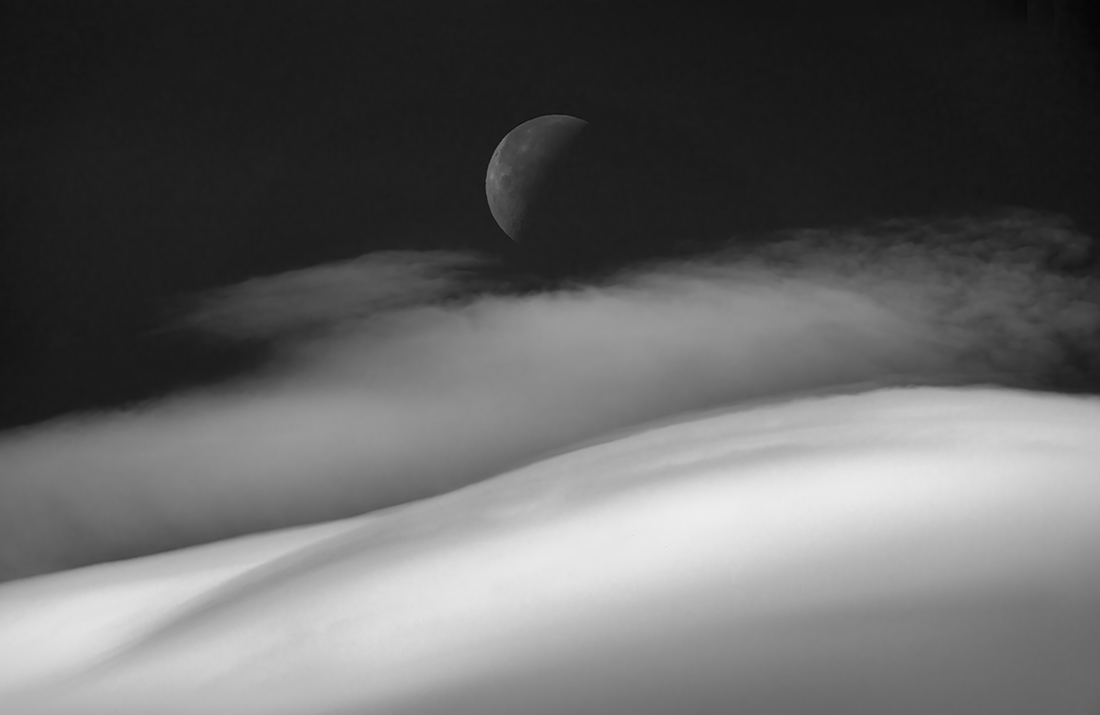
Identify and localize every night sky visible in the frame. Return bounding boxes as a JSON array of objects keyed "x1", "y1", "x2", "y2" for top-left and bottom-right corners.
[{"x1": 3, "y1": 0, "x2": 1100, "y2": 429}]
